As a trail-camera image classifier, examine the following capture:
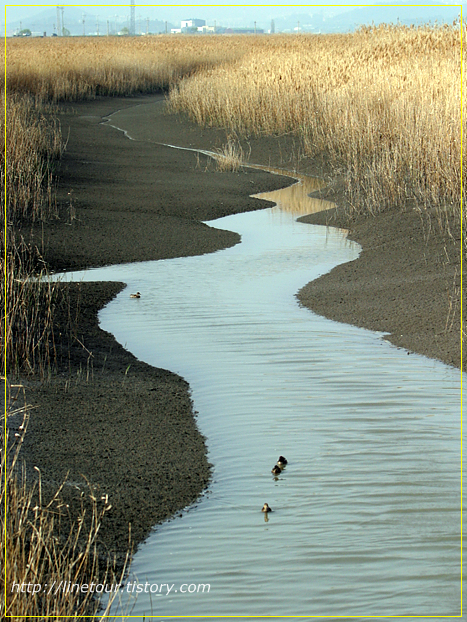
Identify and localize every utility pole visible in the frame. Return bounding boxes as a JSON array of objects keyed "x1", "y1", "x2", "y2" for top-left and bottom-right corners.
[
  {"x1": 96, "y1": 16, "x2": 99, "y2": 36},
  {"x1": 107, "y1": 20, "x2": 109, "y2": 36},
  {"x1": 270, "y1": 19, "x2": 275, "y2": 34},
  {"x1": 82, "y1": 13, "x2": 85, "y2": 36},
  {"x1": 56, "y1": 7, "x2": 61, "y2": 36},
  {"x1": 130, "y1": 0, "x2": 135, "y2": 35},
  {"x1": 165, "y1": 20, "x2": 168, "y2": 34},
  {"x1": 60, "y1": 7, "x2": 65, "y2": 35},
  {"x1": 146, "y1": 17, "x2": 149, "y2": 35},
  {"x1": 254, "y1": 20, "x2": 257, "y2": 34}
]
